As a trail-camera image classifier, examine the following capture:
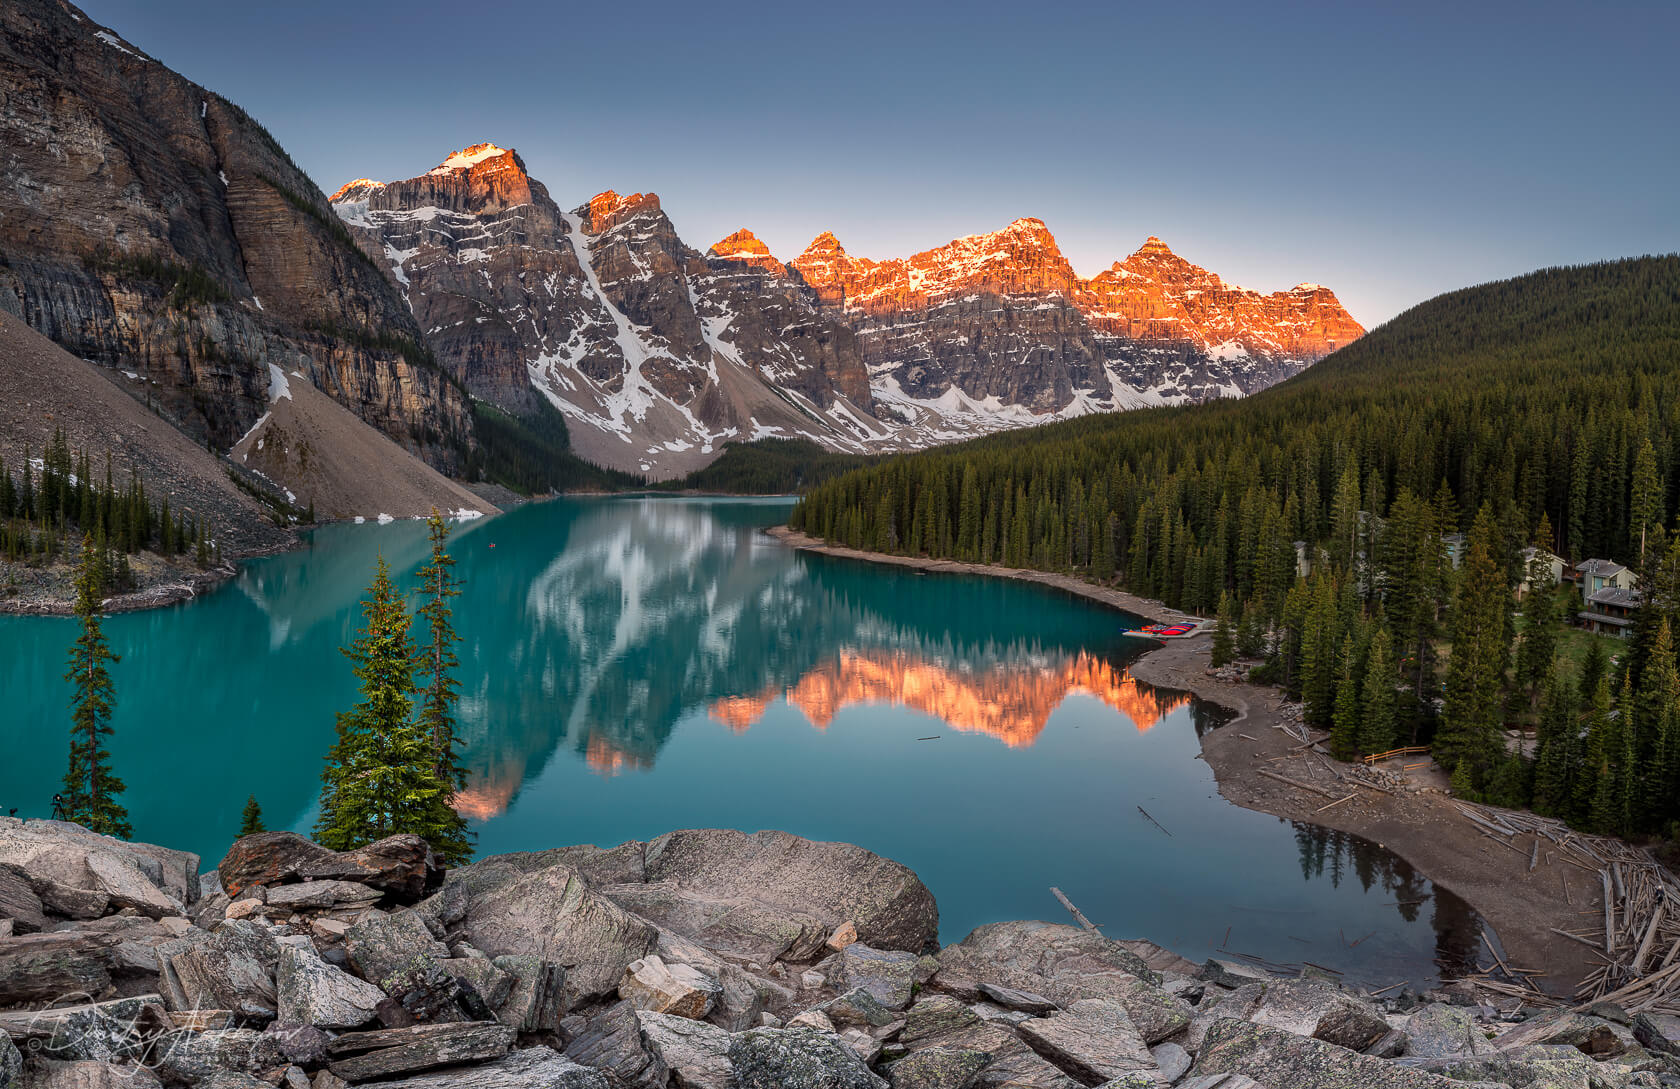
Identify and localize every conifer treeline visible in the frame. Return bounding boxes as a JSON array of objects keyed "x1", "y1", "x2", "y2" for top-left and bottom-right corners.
[
  {"x1": 1, "y1": 428, "x2": 218, "y2": 581},
  {"x1": 791, "y1": 257, "x2": 1680, "y2": 834}
]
